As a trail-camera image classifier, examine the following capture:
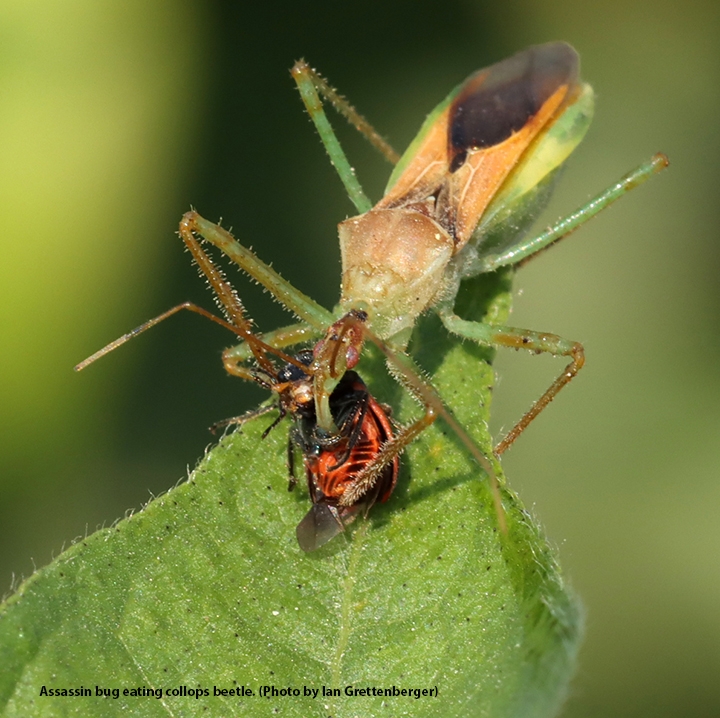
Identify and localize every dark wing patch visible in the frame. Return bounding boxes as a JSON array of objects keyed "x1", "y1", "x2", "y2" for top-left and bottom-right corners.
[{"x1": 449, "y1": 42, "x2": 579, "y2": 172}]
